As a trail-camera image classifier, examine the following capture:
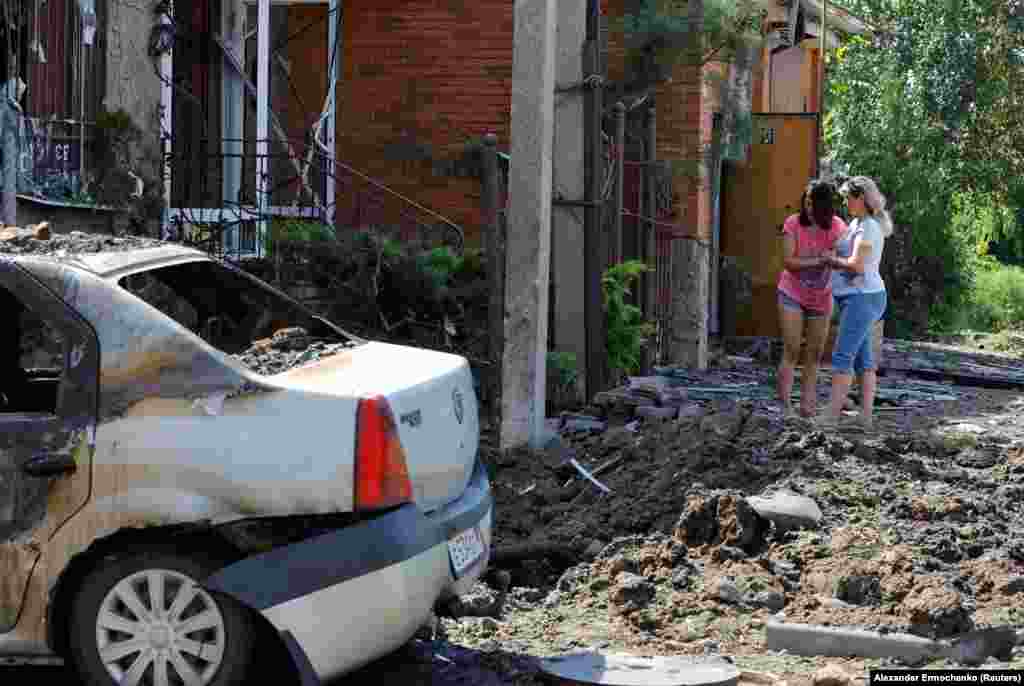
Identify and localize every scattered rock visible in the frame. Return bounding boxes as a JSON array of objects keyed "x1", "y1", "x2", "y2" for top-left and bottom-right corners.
[
  {"x1": 556, "y1": 564, "x2": 591, "y2": 593},
  {"x1": 0, "y1": 222, "x2": 50, "y2": 242},
  {"x1": 716, "y1": 545, "x2": 747, "y2": 562},
  {"x1": 747, "y1": 490, "x2": 823, "y2": 531},
  {"x1": 607, "y1": 555, "x2": 638, "y2": 577},
  {"x1": 510, "y1": 587, "x2": 545, "y2": 604},
  {"x1": 836, "y1": 575, "x2": 882, "y2": 606},
  {"x1": 812, "y1": 664, "x2": 852, "y2": 686},
  {"x1": 675, "y1": 494, "x2": 765, "y2": 551},
  {"x1": 752, "y1": 590, "x2": 786, "y2": 611},
  {"x1": 955, "y1": 447, "x2": 1000, "y2": 469},
  {"x1": 671, "y1": 568, "x2": 693, "y2": 590},
  {"x1": 715, "y1": 577, "x2": 743, "y2": 605},
  {"x1": 667, "y1": 542, "x2": 689, "y2": 566},
  {"x1": 902, "y1": 578, "x2": 974, "y2": 638},
  {"x1": 948, "y1": 627, "x2": 1018, "y2": 666},
  {"x1": 446, "y1": 582, "x2": 503, "y2": 619},
  {"x1": 611, "y1": 573, "x2": 656, "y2": 612}
]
